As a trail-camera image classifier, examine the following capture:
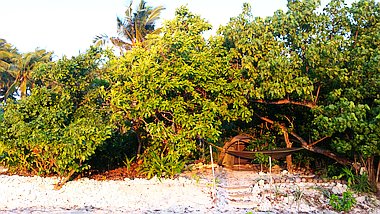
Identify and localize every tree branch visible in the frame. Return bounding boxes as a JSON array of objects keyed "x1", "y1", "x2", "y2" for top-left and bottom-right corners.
[
  {"x1": 159, "y1": 111, "x2": 173, "y2": 123},
  {"x1": 252, "y1": 99, "x2": 316, "y2": 108},
  {"x1": 254, "y1": 113, "x2": 356, "y2": 168},
  {"x1": 353, "y1": 30, "x2": 359, "y2": 48},
  {"x1": 308, "y1": 136, "x2": 330, "y2": 147},
  {"x1": 314, "y1": 84, "x2": 321, "y2": 104}
]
